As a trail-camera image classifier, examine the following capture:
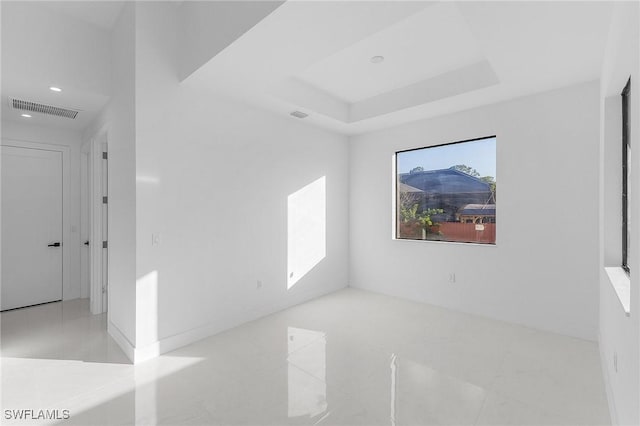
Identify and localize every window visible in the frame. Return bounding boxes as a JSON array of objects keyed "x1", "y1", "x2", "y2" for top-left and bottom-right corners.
[
  {"x1": 622, "y1": 78, "x2": 631, "y2": 273},
  {"x1": 396, "y1": 136, "x2": 496, "y2": 244}
]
